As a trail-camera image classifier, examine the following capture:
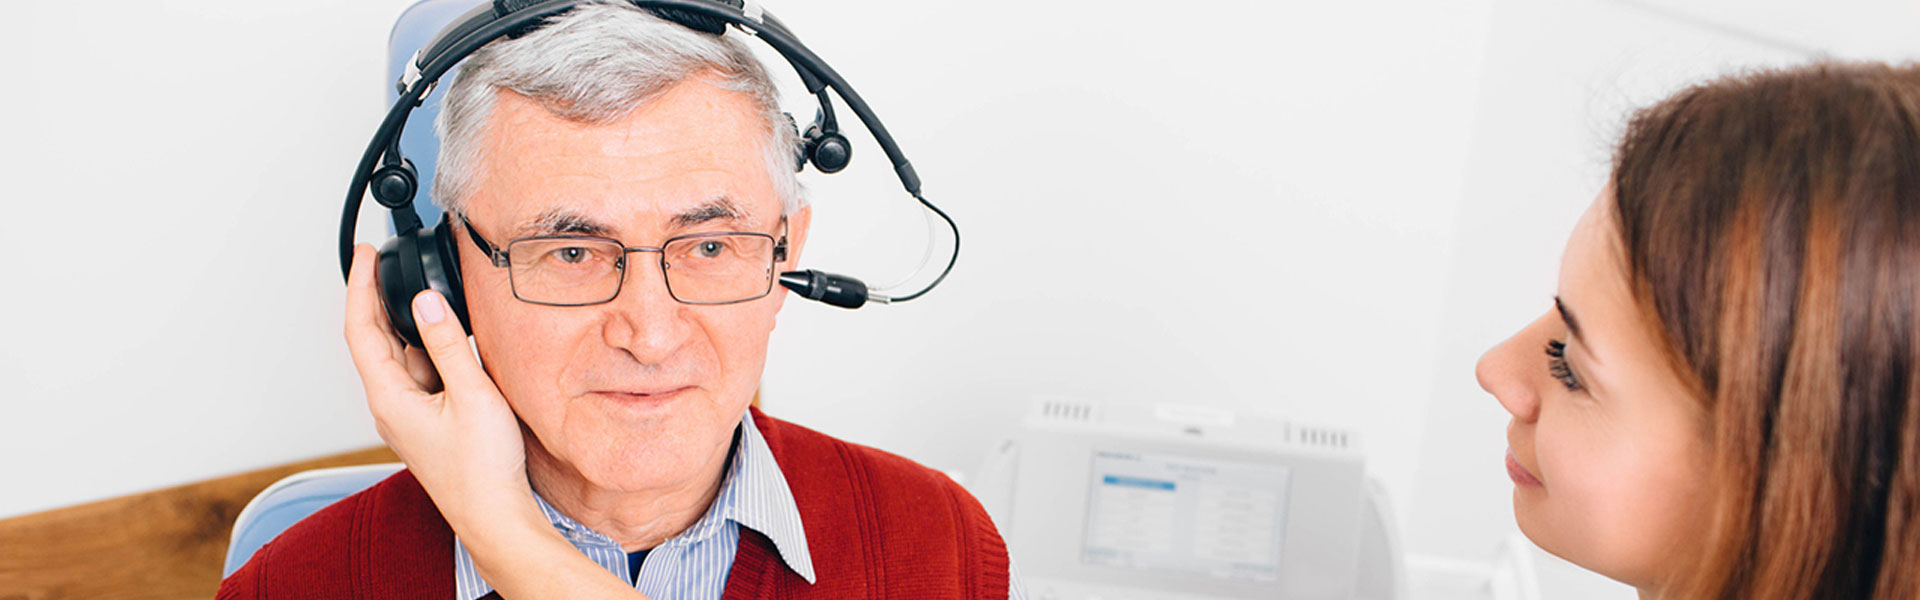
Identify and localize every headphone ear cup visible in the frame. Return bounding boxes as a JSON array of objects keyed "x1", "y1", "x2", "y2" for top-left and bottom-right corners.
[
  {"x1": 375, "y1": 217, "x2": 470, "y2": 348},
  {"x1": 376, "y1": 231, "x2": 429, "y2": 348}
]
